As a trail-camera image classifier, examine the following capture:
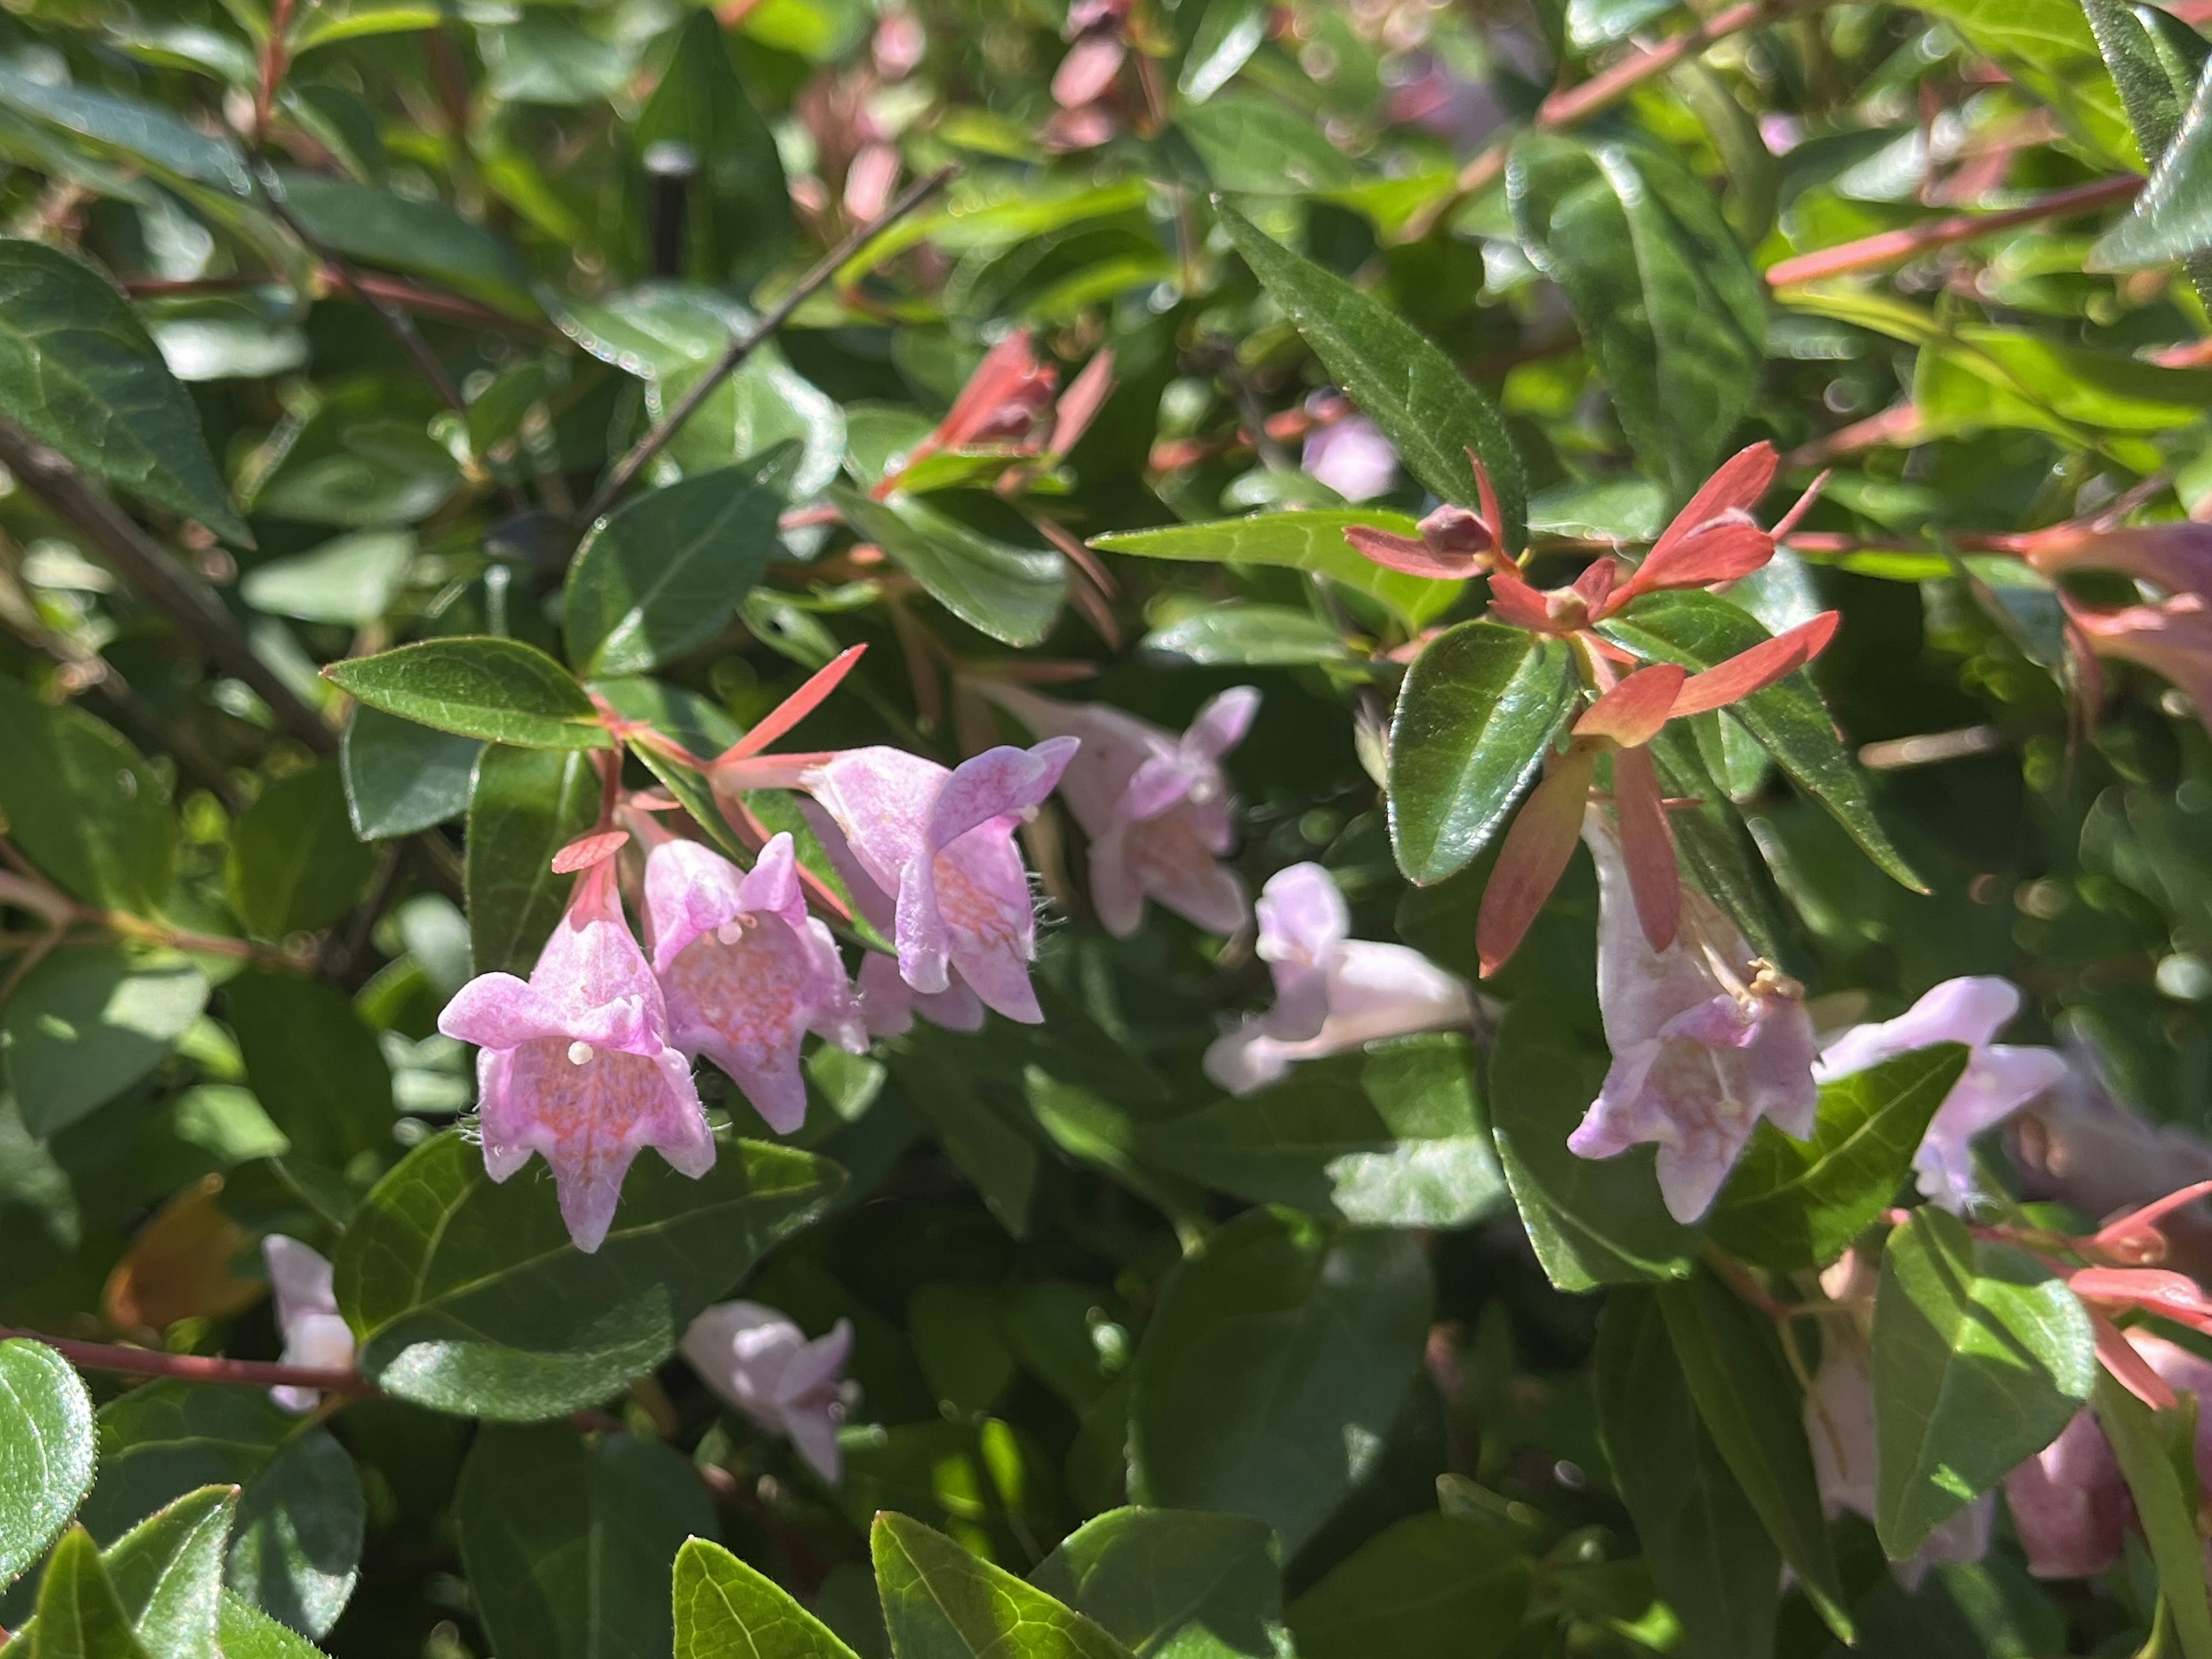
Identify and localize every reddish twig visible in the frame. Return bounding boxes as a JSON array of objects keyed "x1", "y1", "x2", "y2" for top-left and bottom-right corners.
[
  {"x1": 1763, "y1": 175, "x2": 2142, "y2": 287},
  {"x1": 0, "y1": 1327, "x2": 374, "y2": 1396}
]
